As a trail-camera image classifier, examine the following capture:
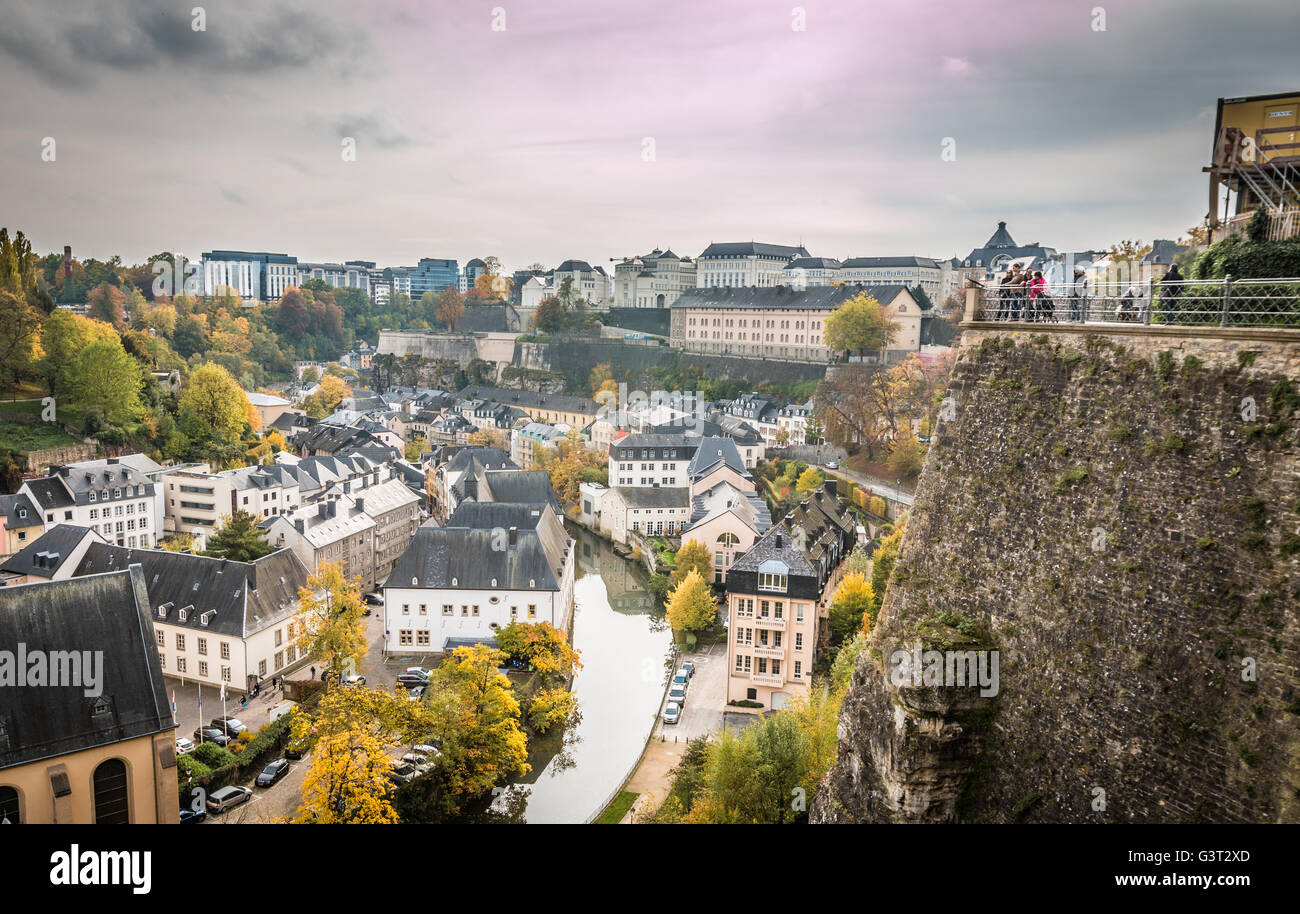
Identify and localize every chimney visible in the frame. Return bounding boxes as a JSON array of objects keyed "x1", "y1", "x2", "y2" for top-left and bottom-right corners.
[
  {"x1": 355, "y1": 498, "x2": 365, "y2": 514},
  {"x1": 508, "y1": 526, "x2": 518, "y2": 546},
  {"x1": 328, "y1": 501, "x2": 337, "y2": 518},
  {"x1": 294, "y1": 518, "x2": 304, "y2": 534},
  {"x1": 824, "y1": 479, "x2": 837, "y2": 497},
  {"x1": 774, "y1": 533, "x2": 783, "y2": 549},
  {"x1": 317, "y1": 503, "x2": 328, "y2": 519}
]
